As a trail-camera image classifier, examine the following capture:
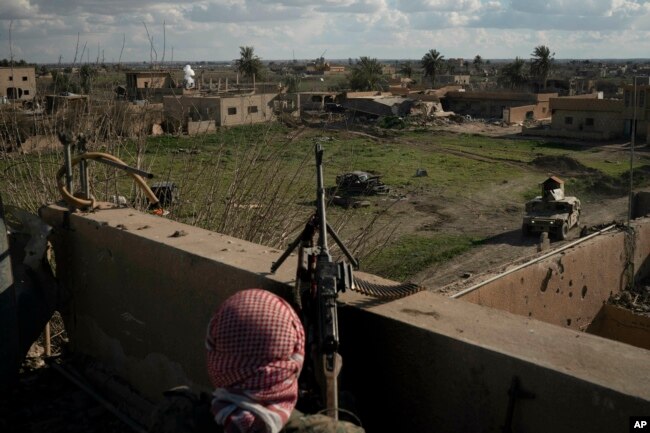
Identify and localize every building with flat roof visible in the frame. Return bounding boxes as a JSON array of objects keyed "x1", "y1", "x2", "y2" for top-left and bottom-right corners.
[
  {"x1": 163, "y1": 92, "x2": 279, "y2": 133},
  {"x1": 523, "y1": 95, "x2": 626, "y2": 140},
  {"x1": 442, "y1": 91, "x2": 558, "y2": 122},
  {"x1": 124, "y1": 70, "x2": 179, "y2": 102},
  {"x1": 0, "y1": 67, "x2": 36, "y2": 101}
]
